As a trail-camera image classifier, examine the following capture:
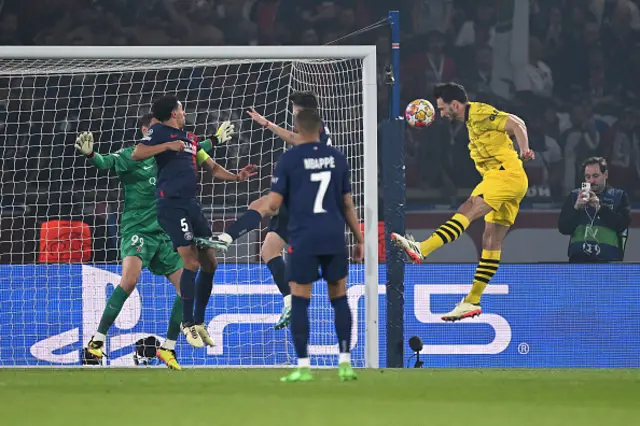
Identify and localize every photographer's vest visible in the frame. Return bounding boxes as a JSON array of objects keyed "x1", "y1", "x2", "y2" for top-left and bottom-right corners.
[{"x1": 568, "y1": 187, "x2": 626, "y2": 261}]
